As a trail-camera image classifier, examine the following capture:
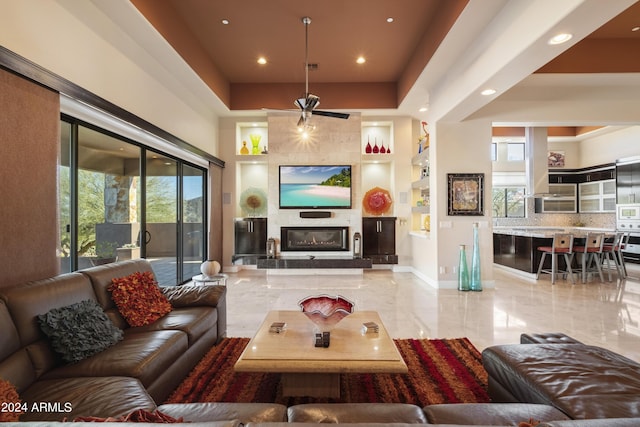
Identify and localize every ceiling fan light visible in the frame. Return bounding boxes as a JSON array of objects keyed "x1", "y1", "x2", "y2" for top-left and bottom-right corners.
[{"x1": 306, "y1": 95, "x2": 320, "y2": 110}]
